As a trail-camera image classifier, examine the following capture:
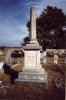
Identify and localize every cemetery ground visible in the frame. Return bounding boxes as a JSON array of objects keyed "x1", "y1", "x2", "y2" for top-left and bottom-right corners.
[{"x1": 0, "y1": 53, "x2": 65, "y2": 100}]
